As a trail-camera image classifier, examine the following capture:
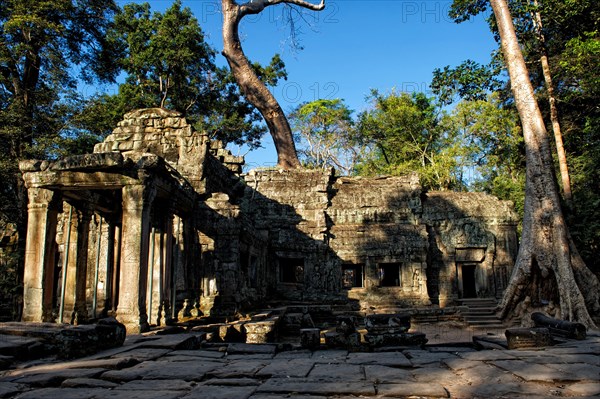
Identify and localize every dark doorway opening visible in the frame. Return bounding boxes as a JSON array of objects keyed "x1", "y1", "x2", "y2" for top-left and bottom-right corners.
[
  {"x1": 462, "y1": 264, "x2": 477, "y2": 298},
  {"x1": 379, "y1": 263, "x2": 401, "y2": 287}
]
